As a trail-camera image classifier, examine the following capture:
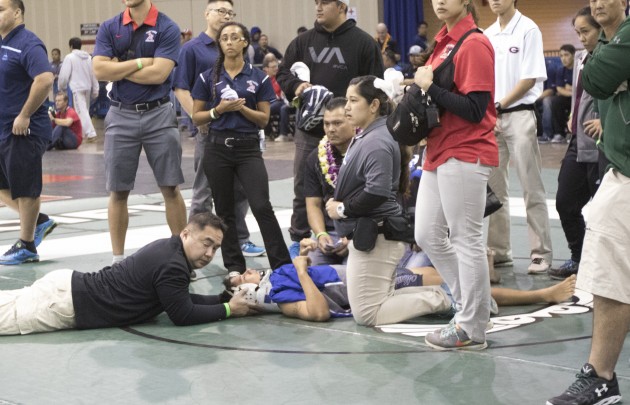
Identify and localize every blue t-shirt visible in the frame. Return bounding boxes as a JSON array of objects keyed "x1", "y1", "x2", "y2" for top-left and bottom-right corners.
[
  {"x1": 191, "y1": 63, "x2": 275, "y2": 134},
  {"x1": 93, "y1": 9, "x2": 180, "y2": 104},
  {"x1": 172, "y1": 32, "x2": 219, "y2": 91},
  {"x1": 0, "y1": 25, "x2": 52, "y2": 140},
  {"x1": 553, "y1": 66, "x2": 573, "y2": 91}
]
